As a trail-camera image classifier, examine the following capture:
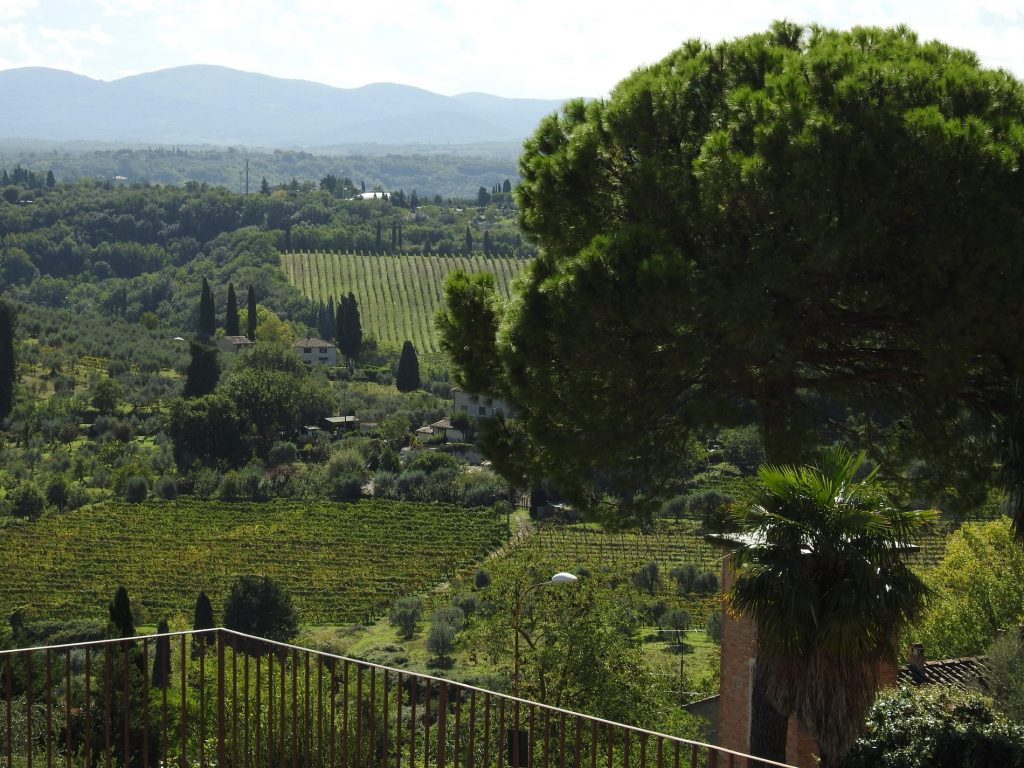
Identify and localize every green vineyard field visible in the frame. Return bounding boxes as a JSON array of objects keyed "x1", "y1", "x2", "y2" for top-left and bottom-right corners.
[
  {"x1": 280, "y1": 251, "x2": 529, "y2": 354},
  {"x1": 0, "y1": 499, "x2": 506, "y2": 626}
]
